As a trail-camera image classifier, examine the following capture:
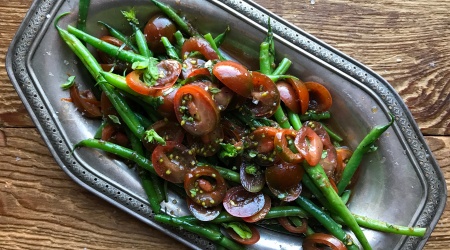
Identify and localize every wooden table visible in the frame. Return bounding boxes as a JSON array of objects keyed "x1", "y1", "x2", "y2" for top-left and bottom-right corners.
[{"x1": 1, "y1": 0, "x2": 448, "y2": 249}]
